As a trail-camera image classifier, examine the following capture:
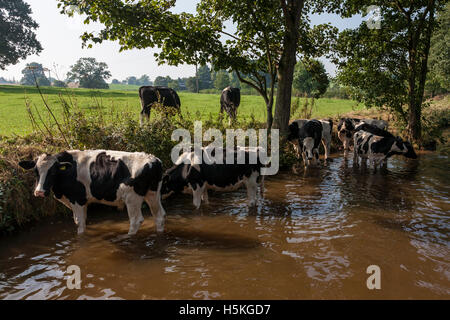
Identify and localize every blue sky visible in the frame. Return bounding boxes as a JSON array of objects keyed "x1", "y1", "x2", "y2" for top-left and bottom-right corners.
[{"x1": 1, "y1": 0, "x2": 363, "y2": 82}]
